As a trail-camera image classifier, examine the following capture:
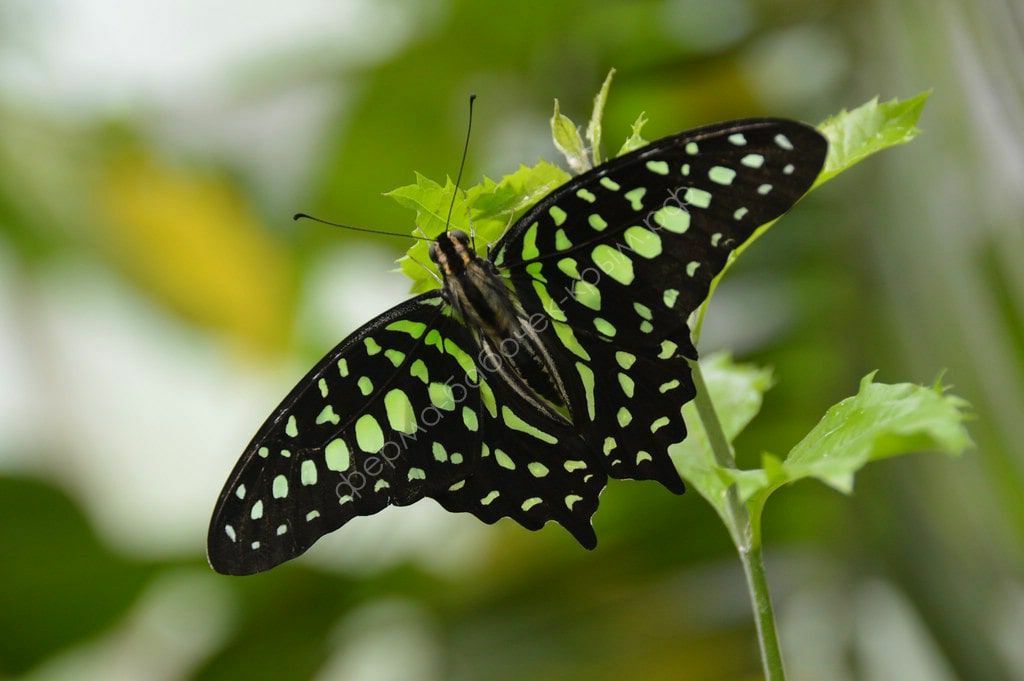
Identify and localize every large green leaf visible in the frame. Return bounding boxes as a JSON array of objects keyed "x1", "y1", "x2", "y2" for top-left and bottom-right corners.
[{"x1": 678, "y1": 369, "x2": 972, "y2": 547}]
